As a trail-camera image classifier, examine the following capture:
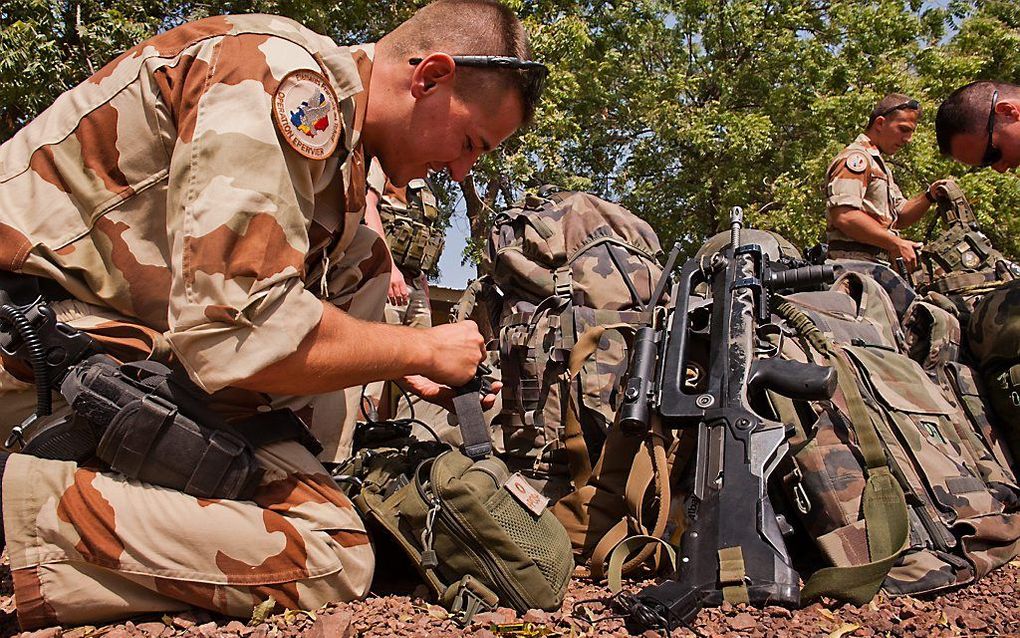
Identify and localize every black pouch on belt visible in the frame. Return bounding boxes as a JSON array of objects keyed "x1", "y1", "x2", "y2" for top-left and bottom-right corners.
[{"x1": 53, "y1": 354, "x2": 270, "y2": 499}]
